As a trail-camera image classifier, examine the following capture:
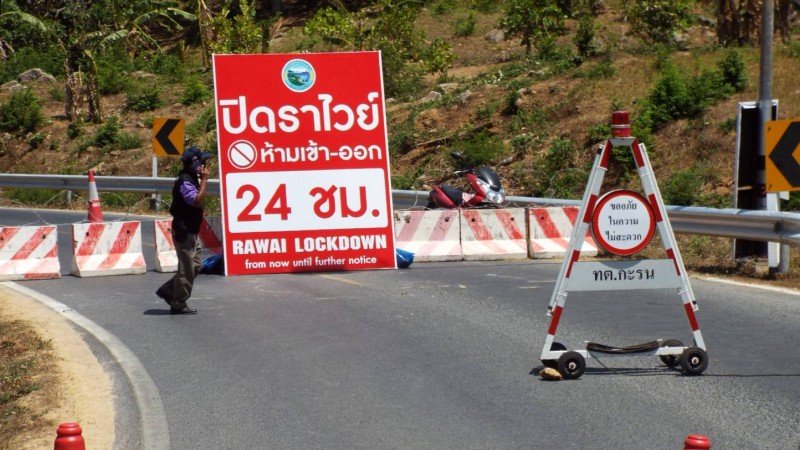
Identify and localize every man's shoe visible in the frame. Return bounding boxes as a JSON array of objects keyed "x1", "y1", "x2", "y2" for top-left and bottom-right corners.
[{"x1": 170, "y1": 307, "x2": 197, "y2": 315}]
